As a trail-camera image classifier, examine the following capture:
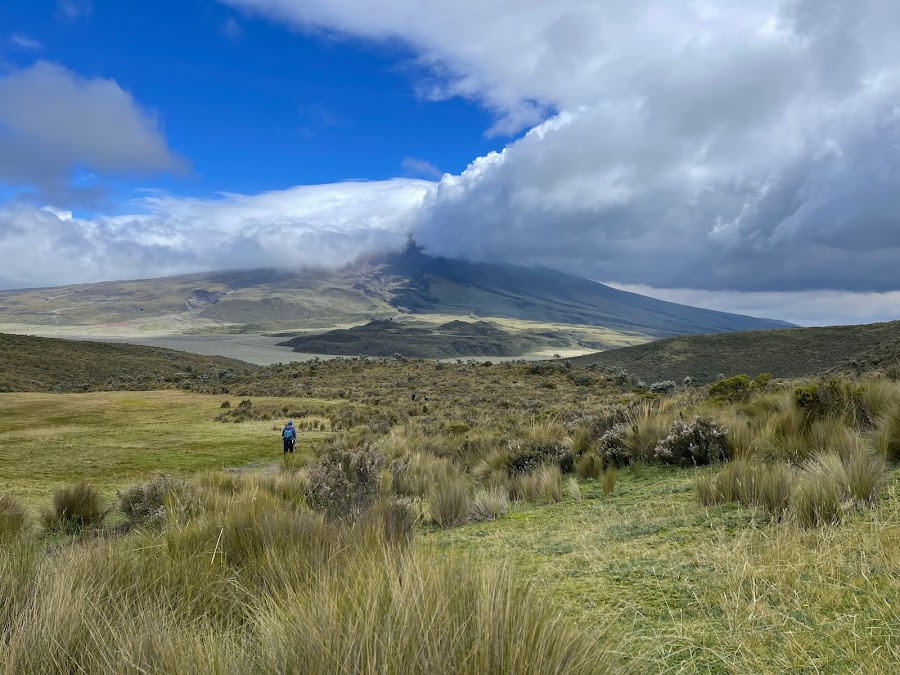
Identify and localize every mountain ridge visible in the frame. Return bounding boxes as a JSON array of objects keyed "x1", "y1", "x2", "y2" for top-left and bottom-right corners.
[{"x1": 0, "y1": 247, "x2": 791, "y2": 339}]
